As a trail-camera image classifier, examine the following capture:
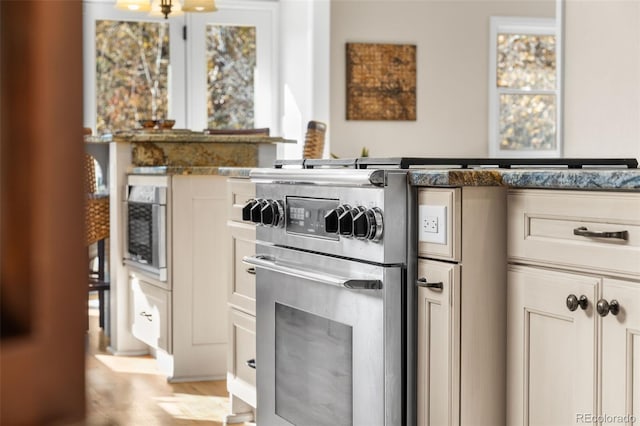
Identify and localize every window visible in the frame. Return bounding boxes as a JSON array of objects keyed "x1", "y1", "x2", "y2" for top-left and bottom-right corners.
[
  {"x1": 95, "y1": 20, "x2": 171, "y2": 133},
  {"x1": 206, "y1": 25, "x2": 257, "y2": 129},
  {"x1": 489, "y1": 17, "x2": 560, "y2": 158},
  {"x1": 83, "y1": 1, "x2": 278, "y2": 134}
]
